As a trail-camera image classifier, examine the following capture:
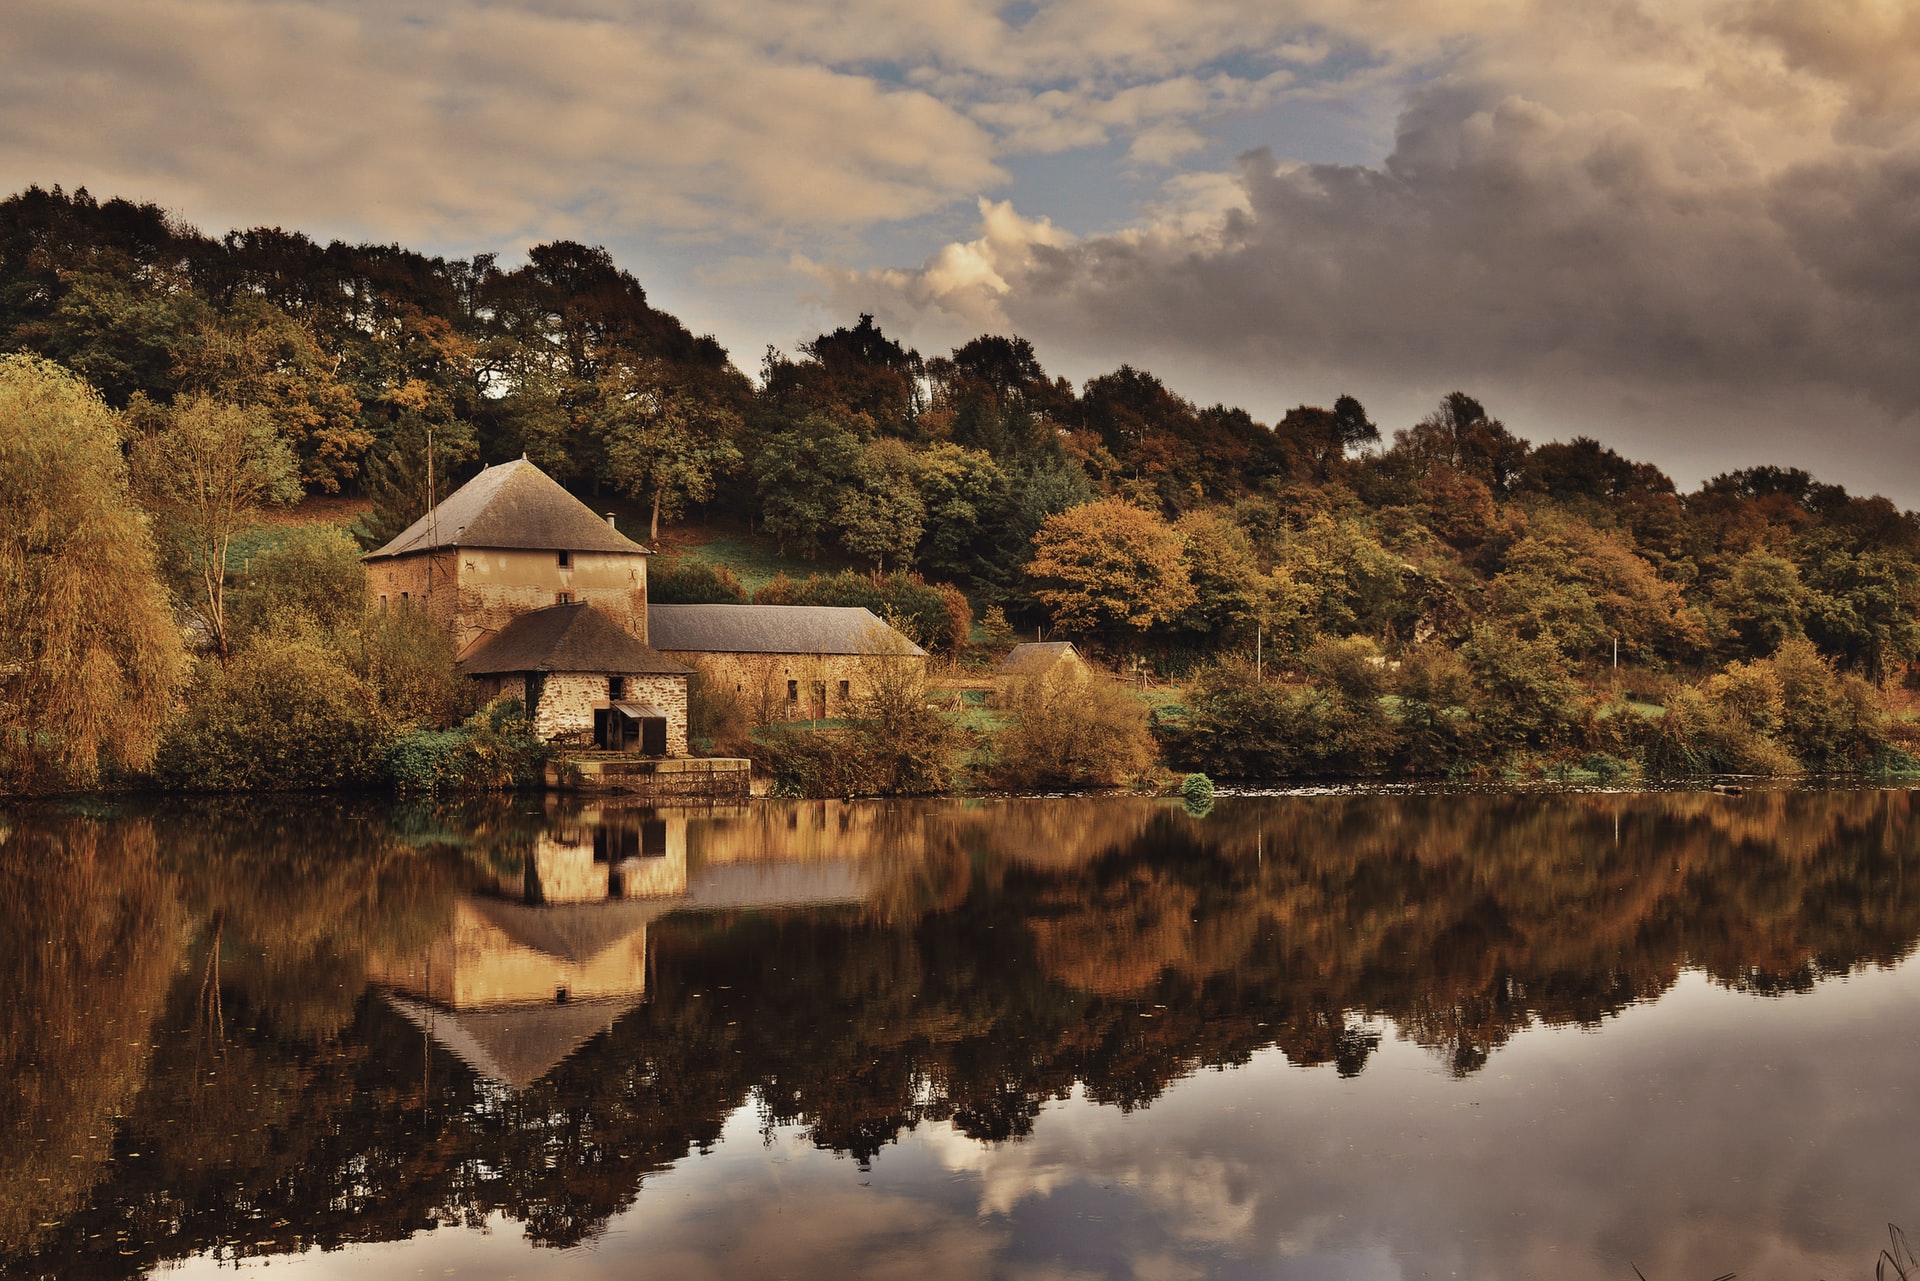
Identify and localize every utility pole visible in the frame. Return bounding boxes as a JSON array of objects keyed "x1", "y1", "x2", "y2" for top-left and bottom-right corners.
[
  {"x1": 1256, "y1": 622, "x2": 1263, "y2": 681},
  {"x1": 426, "y1": 426, "x2": 438, "y2": 599}
]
